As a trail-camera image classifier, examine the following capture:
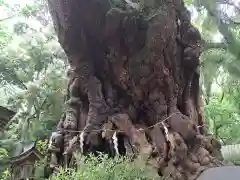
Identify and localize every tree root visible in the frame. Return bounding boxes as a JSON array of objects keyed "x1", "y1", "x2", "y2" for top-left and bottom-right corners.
[
  {"x1": 59, "y1": 112, "x2": 223, "y2": 180},
  {"x1": 47, "y1": 104, "x2": 224, "y2": 180}
]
